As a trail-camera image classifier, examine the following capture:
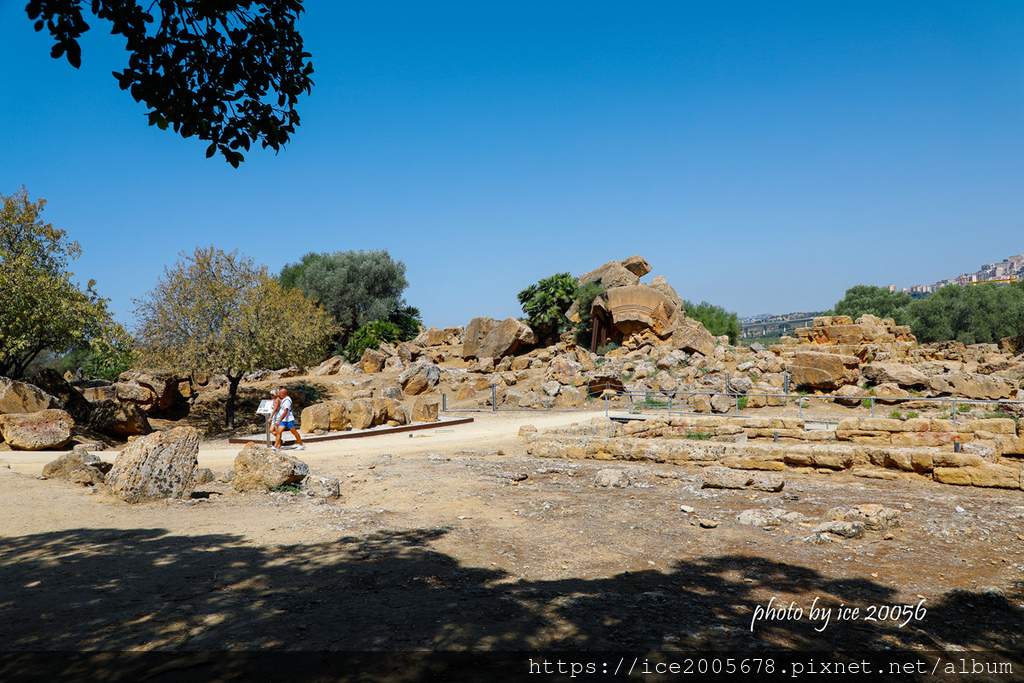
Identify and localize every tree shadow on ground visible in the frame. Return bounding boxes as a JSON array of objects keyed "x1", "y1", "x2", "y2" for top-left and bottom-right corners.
[{"x1": 0, "y1": 527, "x2": 1020, "y2": 681}]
